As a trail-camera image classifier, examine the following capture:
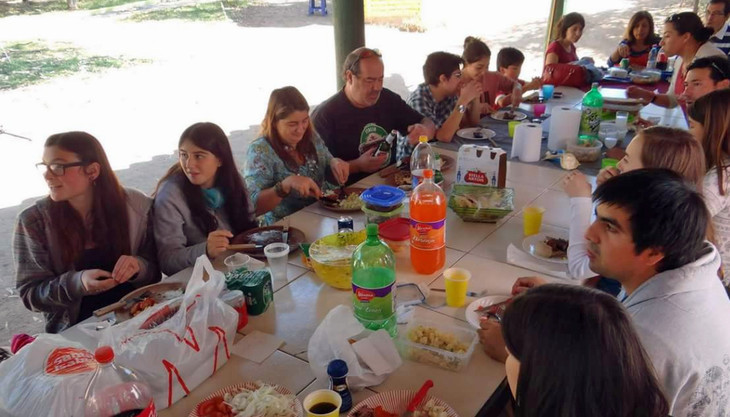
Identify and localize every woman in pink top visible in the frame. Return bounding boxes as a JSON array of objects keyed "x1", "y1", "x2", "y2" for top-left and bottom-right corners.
[
  {"x1": 545, "y1": 12, "x2": 585, "y2": 65},
  {"x1": 461, "y1": 36, "x2": 518, "y2": 113}
]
